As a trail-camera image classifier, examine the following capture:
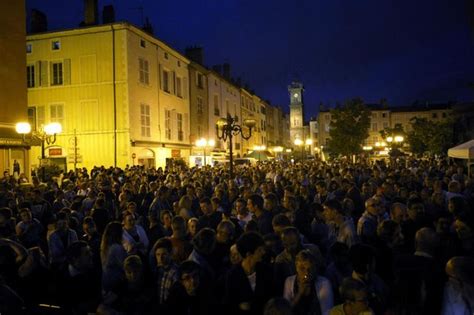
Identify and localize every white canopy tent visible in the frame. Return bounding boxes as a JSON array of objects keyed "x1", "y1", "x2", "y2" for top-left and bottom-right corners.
[{"x1": 448, "y1": 140, "x2": 474, "y2": 176}]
